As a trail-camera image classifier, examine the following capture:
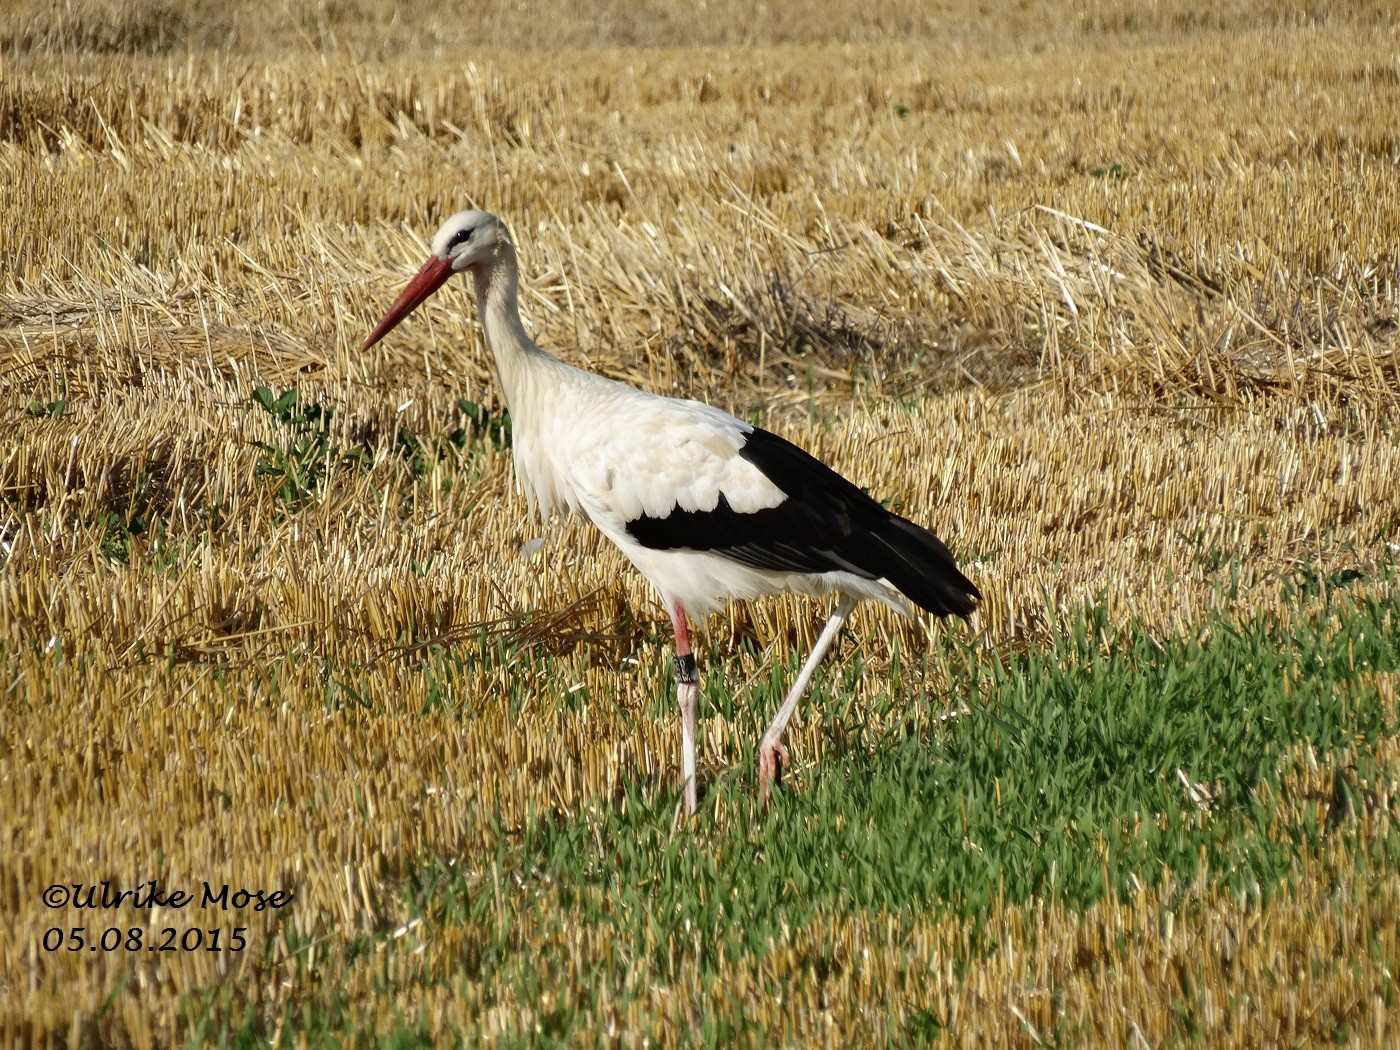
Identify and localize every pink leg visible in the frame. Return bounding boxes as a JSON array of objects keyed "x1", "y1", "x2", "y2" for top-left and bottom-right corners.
[
  {"x1": 757, "y1": 741, "x2": 791, "y2": 804},
  {"x1": 758, "y1": 594, "x2": 858, "y2": 806},
  {"x1": 668, "y1": 600, "x2": 699, "y2": 814}
]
